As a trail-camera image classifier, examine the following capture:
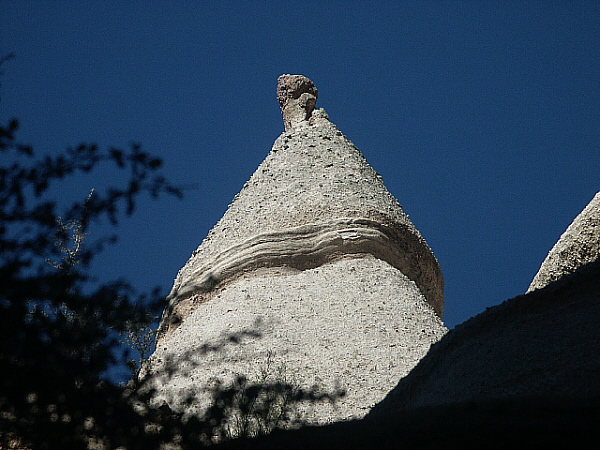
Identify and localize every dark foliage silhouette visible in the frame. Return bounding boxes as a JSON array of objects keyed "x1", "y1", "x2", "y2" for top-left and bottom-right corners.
[
  {"x1": 0, "y1": 57, "x2": 344, "y2": 448},
  {"x1": 0, "y1": 111, "x2": 184, "y2": 446}
]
